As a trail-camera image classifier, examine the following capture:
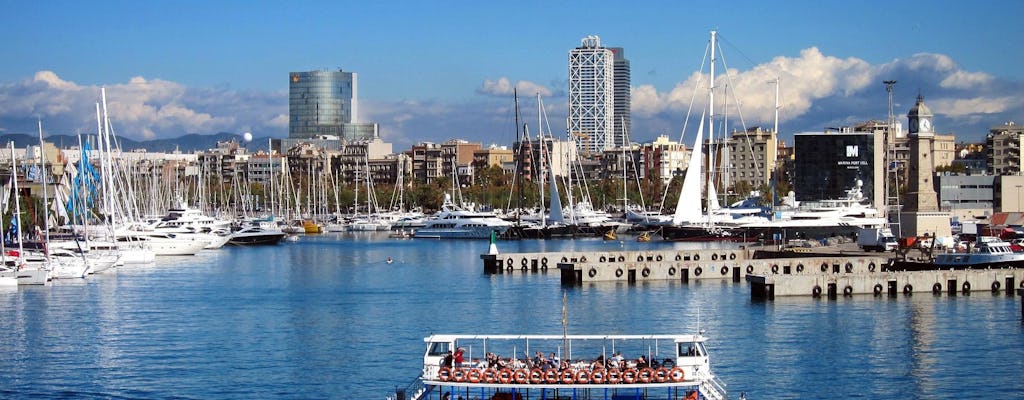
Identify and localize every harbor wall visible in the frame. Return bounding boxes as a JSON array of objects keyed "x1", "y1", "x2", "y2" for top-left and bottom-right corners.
[{"x1": 480, "y1": 249, "x2": 1024, "y2": 305}]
